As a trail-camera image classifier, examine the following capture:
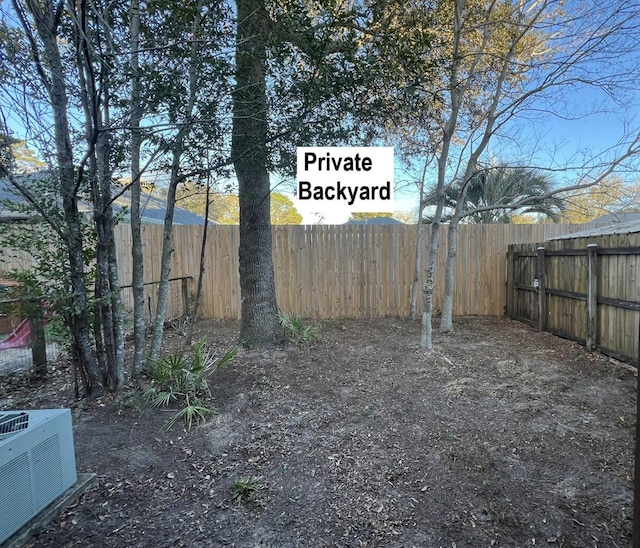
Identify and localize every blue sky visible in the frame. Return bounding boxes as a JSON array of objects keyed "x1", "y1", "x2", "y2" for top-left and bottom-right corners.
[{"x1": 4, "y1": 0, "x2": 639, "y2": 224}]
